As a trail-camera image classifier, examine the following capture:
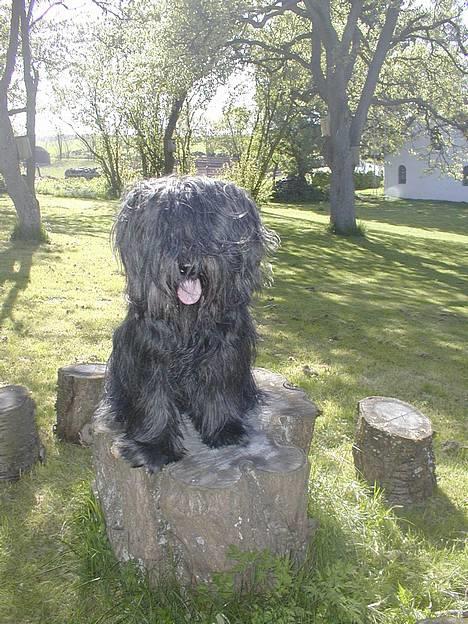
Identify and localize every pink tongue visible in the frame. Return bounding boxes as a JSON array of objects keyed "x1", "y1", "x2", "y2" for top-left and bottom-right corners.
[{"x1": 177, "y1": 278, "x2": 202, "y2": 305}]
